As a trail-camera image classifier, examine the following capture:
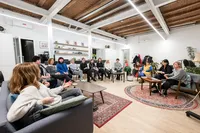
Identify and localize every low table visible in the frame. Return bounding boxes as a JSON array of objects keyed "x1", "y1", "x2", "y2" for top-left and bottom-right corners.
[
  {"x1": 76, "y1": 82, "x2": 106, "y2": 104},
  {"x1": 111, "y1": 72, "x2": 125, "y2": 83},
  {"x1": 141, "y1": 77, "x2": 162, "y2": 96}
]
